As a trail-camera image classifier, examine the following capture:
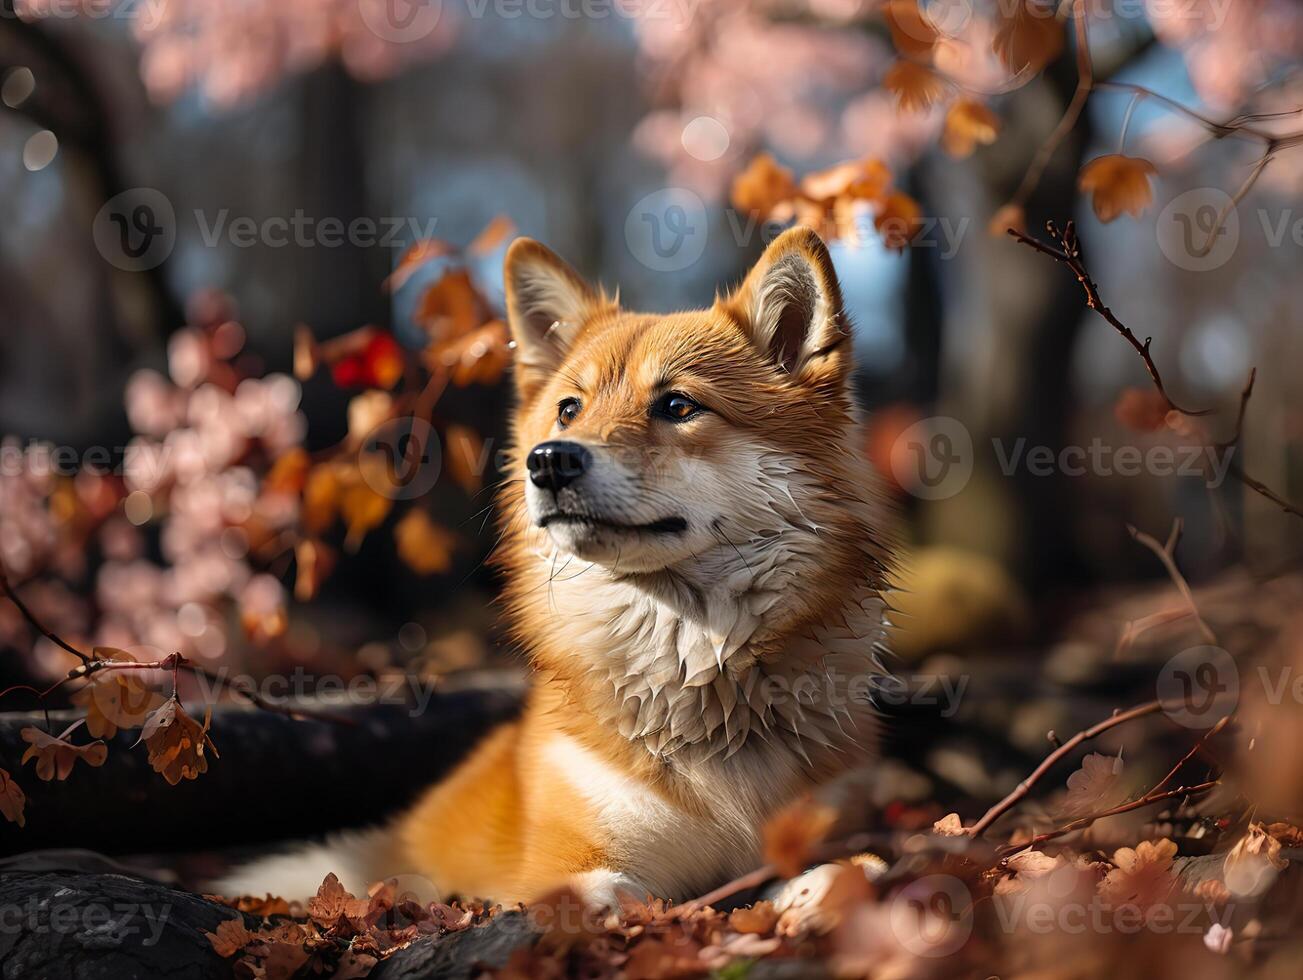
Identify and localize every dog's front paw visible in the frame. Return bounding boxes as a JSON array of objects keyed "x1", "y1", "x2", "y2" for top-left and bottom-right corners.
[{"x1": 570, "y1": 869, "x2": 649, "y2": 911}]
